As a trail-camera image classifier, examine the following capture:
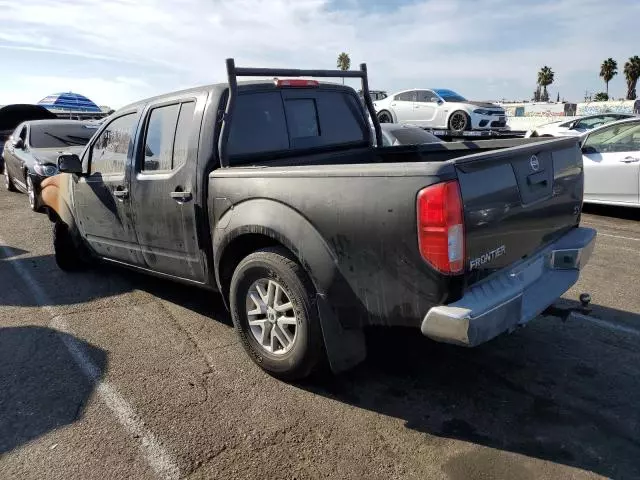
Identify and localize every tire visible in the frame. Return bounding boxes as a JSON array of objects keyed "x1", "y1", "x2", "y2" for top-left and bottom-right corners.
[
  {"x1": 26, "y1": 175, "x2": 39, "y2": 211},
  {"x1": 377, "y1": 110, "x2": 393, "y2": 123},
  {"x1": 229, "y1": 247, "x2": 324, "y2": 380},
  {"x1": 448, "y1": 110, "x2": 470, "y2": 133},
  {"x1": 4, "y1": 167, "x2": 16, "y2": 192},
  {"x1": 53, "y1": 222, "x2": 86, "y2": 272}
]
